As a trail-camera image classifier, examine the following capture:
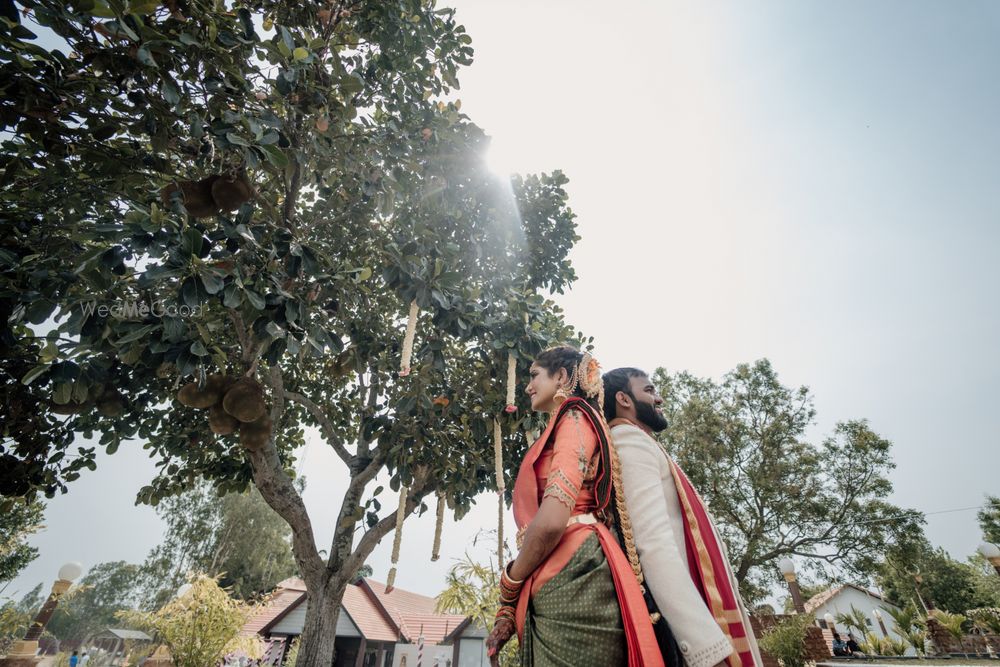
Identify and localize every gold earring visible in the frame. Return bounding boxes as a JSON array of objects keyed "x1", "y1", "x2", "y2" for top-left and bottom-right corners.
[{"x1": 553, "y1": 383, "x2": 568, "y2": 406}]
